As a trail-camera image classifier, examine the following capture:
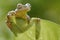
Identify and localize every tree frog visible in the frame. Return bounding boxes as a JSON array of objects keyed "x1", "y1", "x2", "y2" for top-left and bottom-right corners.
[{"x1": 6, "y1": 3, "x2": 40, "y2": 40}]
